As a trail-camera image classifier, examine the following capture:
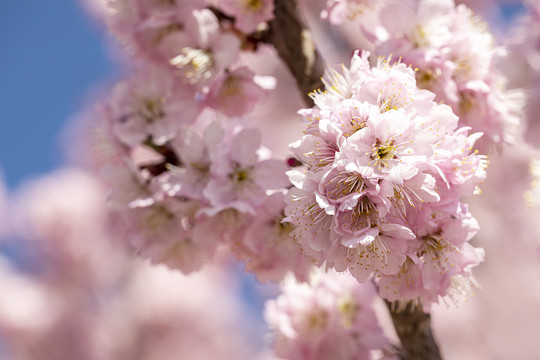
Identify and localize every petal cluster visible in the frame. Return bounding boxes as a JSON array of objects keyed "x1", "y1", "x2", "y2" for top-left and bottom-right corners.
[
  {"x1": 265, "y1": 269, "x2": 391, "y2": 360},
  {"x1": 285, "y1": 51, "x2": 486, "y2": 306}
]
